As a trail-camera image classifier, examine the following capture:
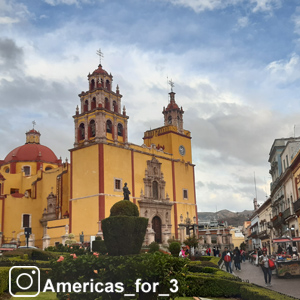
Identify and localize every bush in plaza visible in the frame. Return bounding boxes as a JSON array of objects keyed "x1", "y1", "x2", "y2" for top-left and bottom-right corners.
[
  {"x1": 148, "y1": 242, "x2": 159, "y2": 253},
  {"x1": 92, "y1": 239, "x2": 107, "y2": 254},
  {"x1": 240, "y1": 285, "x2": 296, "y2": 300},
  {"x1": 50, "y1": 252, "x2": 188, "y2": 300},
  {"x1": 0, "y1": 267, "x2": 9, "y2": 294},
  {"x1": 168, "y1": 242, "x2": 181, "y2": 257},
  {"x1": 110, "y1": 200, "x2": 139, "y2": 217},
  {"x1": 3, "y1": 248, "x2": 56, "y2": 261},
  {"x1": 188, "y1": 260, "x2": 219, "y2": 269},
  {"x1": 102, "y1": 201, "x2": 148, "y2": 256}
]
